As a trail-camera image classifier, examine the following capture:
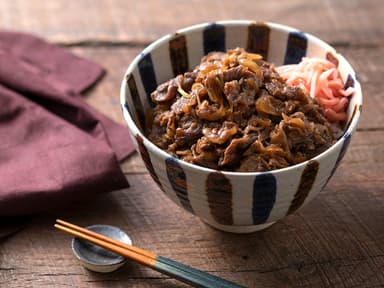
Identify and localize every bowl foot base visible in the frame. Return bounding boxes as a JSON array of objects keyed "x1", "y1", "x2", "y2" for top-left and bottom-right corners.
[{"x1": 202, "y1": 220, "x2": 276, "y2": 233}]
